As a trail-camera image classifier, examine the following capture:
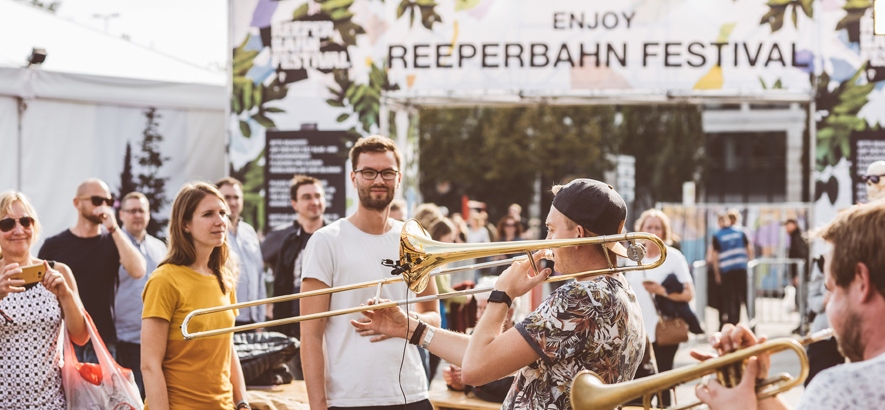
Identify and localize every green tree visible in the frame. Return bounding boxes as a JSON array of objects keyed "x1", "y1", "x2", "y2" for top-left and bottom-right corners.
[
  {"x1": 136, "y1": 108, "x2": 170, "y2": 237},
  {"x1": 618, "y1": 105, "x2": 706, "y2": 210}
]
